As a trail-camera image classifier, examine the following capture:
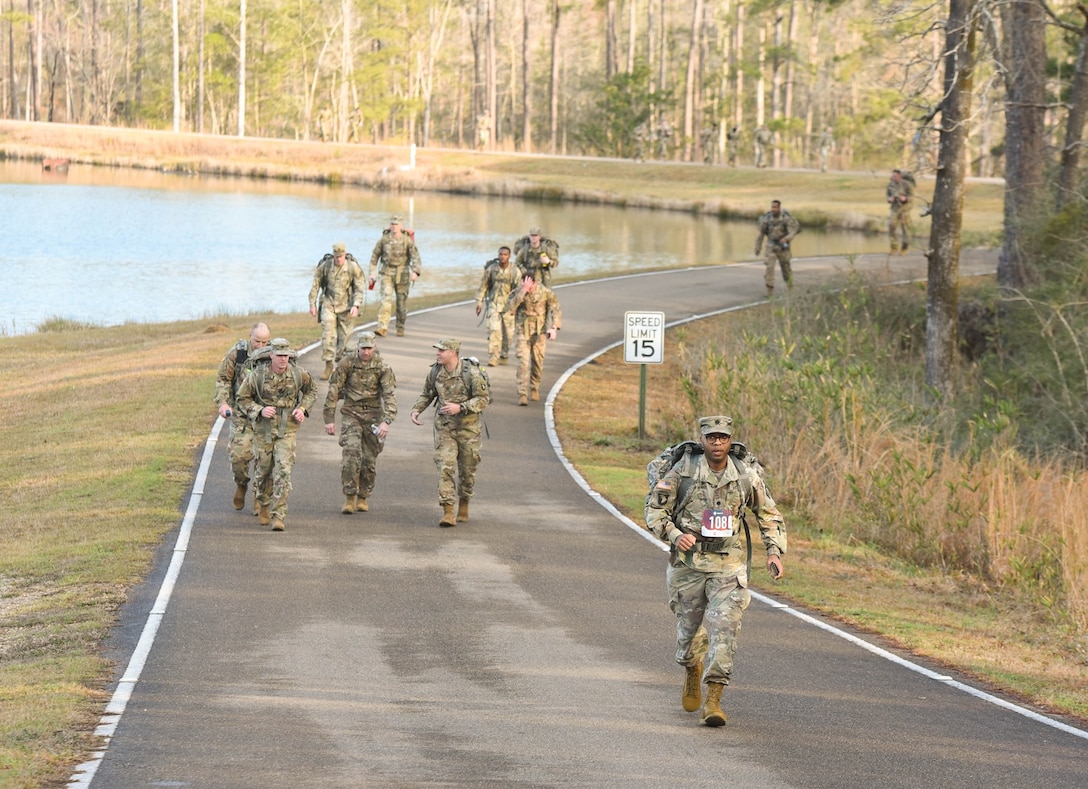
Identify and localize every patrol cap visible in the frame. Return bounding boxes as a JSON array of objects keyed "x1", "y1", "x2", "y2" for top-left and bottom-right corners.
[
  {"x1": 433, "y1": 337, "x2": 461, "y2": 352},
  {"x1": 332, "y1": 242, "x2": 346, "y2": 255},
  {"x1": 698, "y1": 415, "x2": 733, "y2": 437},
  {"x1": 356, "y1": 331, "x2": 377, "y2": 349},
  {"x1": 269, "y1": 338, "x2": 293, "y2": 356},
  {"x1": 390, "y1": 214, "x2": 404, "y2": 225},
  {"x1": 528, "y1": 226, "x2": 542, "y2": 236}
]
